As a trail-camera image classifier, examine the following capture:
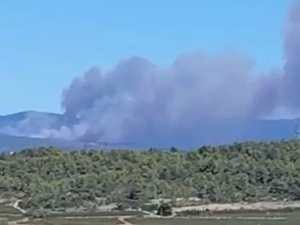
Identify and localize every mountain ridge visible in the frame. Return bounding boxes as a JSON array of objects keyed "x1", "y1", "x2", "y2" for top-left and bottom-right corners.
[{"x1": 0, "y1": 110, "x2": 299, "y2": 151}]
